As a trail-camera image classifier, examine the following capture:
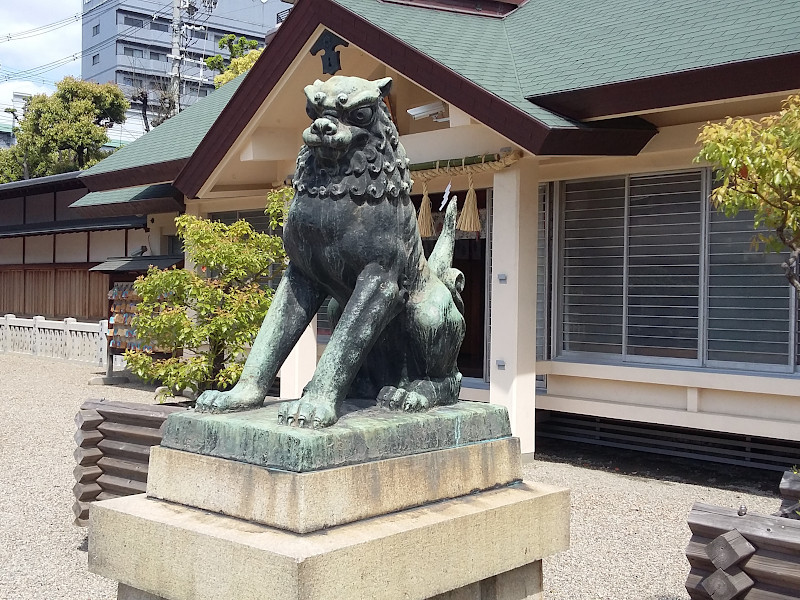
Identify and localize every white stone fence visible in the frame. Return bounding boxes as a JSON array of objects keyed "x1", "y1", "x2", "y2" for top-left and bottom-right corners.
[{"x1": 0, "y1": 314, "x2": 108, "y2": 366}]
